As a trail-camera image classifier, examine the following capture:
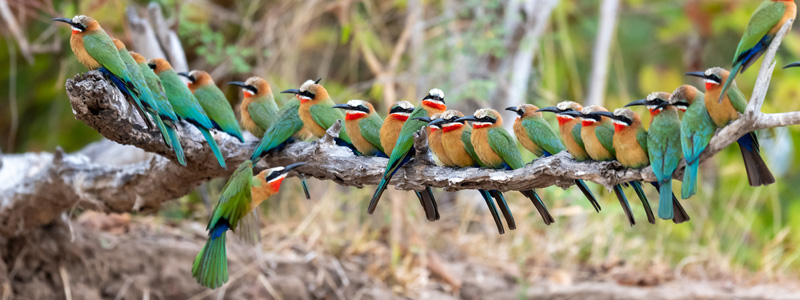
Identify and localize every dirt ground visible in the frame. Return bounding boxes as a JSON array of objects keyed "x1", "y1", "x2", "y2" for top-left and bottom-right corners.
[{"x1": 1, "y1": 213, "x2": 799, "y2": 300}]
